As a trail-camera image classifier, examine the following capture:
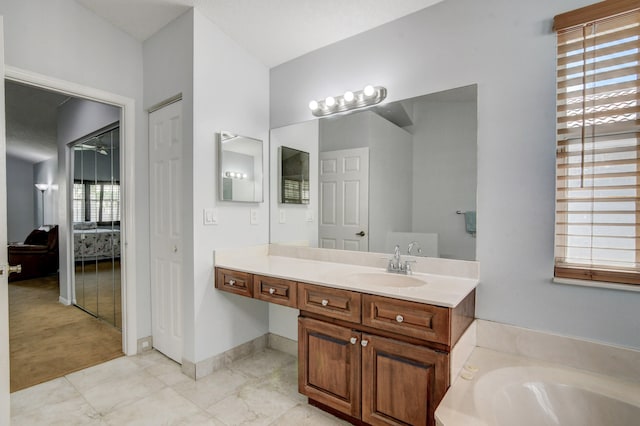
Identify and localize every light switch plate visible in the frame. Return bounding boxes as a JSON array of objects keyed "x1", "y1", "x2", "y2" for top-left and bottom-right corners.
[
  {"x1": 204, "y1": 208, "x2": 218, "y2": 225},
  {"x1": 250, "y1": 209, "x2": 259, "y2": 225},
  {"x1": 279, "y1": 209, "x2": 286, "y2": 224}
]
